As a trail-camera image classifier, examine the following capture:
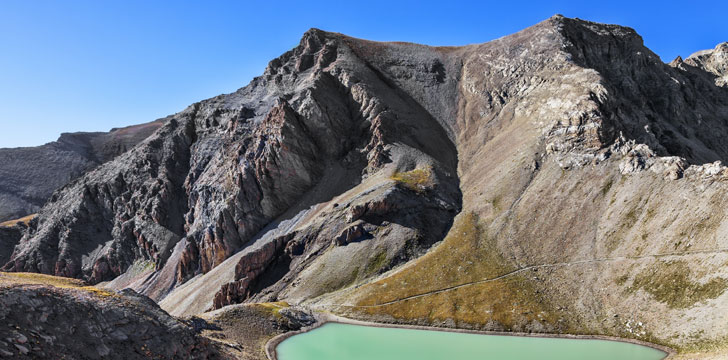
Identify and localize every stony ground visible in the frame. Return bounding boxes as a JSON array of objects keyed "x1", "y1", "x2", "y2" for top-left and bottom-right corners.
[{"x1": 197, "y1": 302, "x2": 315, "y2": 360}]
